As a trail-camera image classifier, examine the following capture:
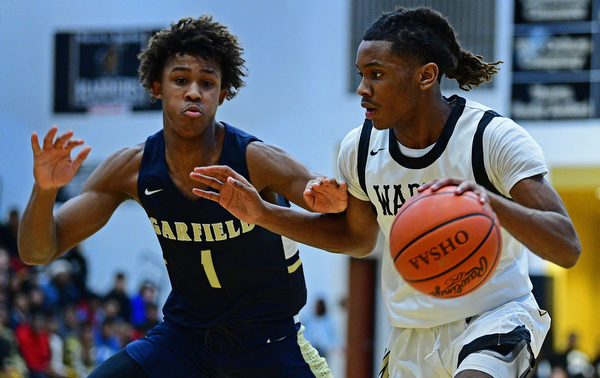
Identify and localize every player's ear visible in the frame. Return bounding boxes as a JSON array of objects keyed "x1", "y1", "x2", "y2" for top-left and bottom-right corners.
[
  {"x1": 151, "y1": 81, "x2": 163, "y2": 100},
  {"x1": 418, "y1": 63, "x2": 439, "y2": 90},
  {"x1": 218, "y1": 89, "x2": 228, "y2": 105}
]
